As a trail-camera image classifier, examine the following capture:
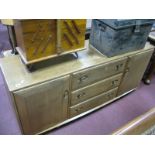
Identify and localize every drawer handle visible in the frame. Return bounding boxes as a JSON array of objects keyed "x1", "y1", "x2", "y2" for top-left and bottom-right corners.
[
  {"x1": 75, "y1": 106, "x2": 84, "y2": 113},
  {"x1": 79, "y1": 106, "x2": 84, "y2": 110},
  {"x1": 77, "y1": 92, "x2": 86, "y2": 99},
  {"x1": 116, "y1": 64, "x2": 123, "y2": 71},
  {"x1": 107, "y1": 93, "x2": 114, "y2": 100},
  {"x1": 111, "y1": 79, "x2": 119, "y2": 86},
  {"x1": 75, "y1": 109, "x2": 79, "y2": 113},
  {"x1": 79, "y1": 75, "x2": 88, "y2": 83}
]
